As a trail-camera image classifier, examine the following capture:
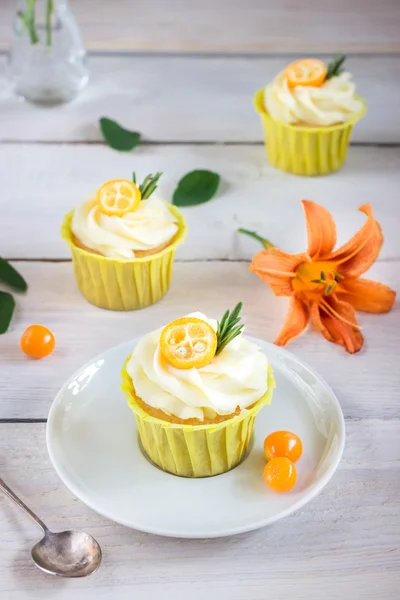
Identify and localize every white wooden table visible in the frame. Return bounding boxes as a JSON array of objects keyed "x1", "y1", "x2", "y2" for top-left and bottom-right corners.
[{"x1": 0, "y1": 2, "x2": 400, "y2": 599}]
